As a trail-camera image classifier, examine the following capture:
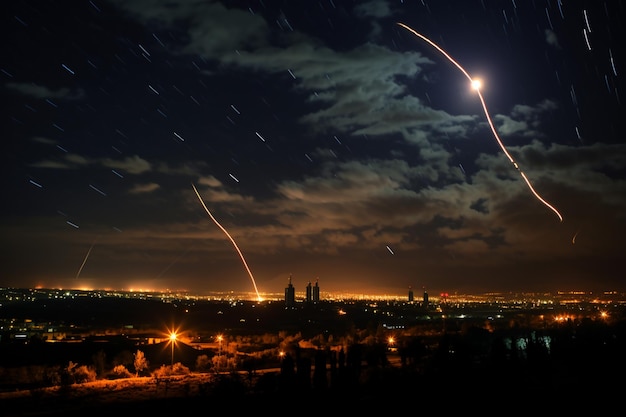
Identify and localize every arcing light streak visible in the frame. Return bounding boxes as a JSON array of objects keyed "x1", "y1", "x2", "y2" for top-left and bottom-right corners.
[
  {"x1": 397, "y1": 22, "x2": 563, "y2": 222},
  {"x1": 191, "y1": 183, "x2": 263, "y2": 302}
]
